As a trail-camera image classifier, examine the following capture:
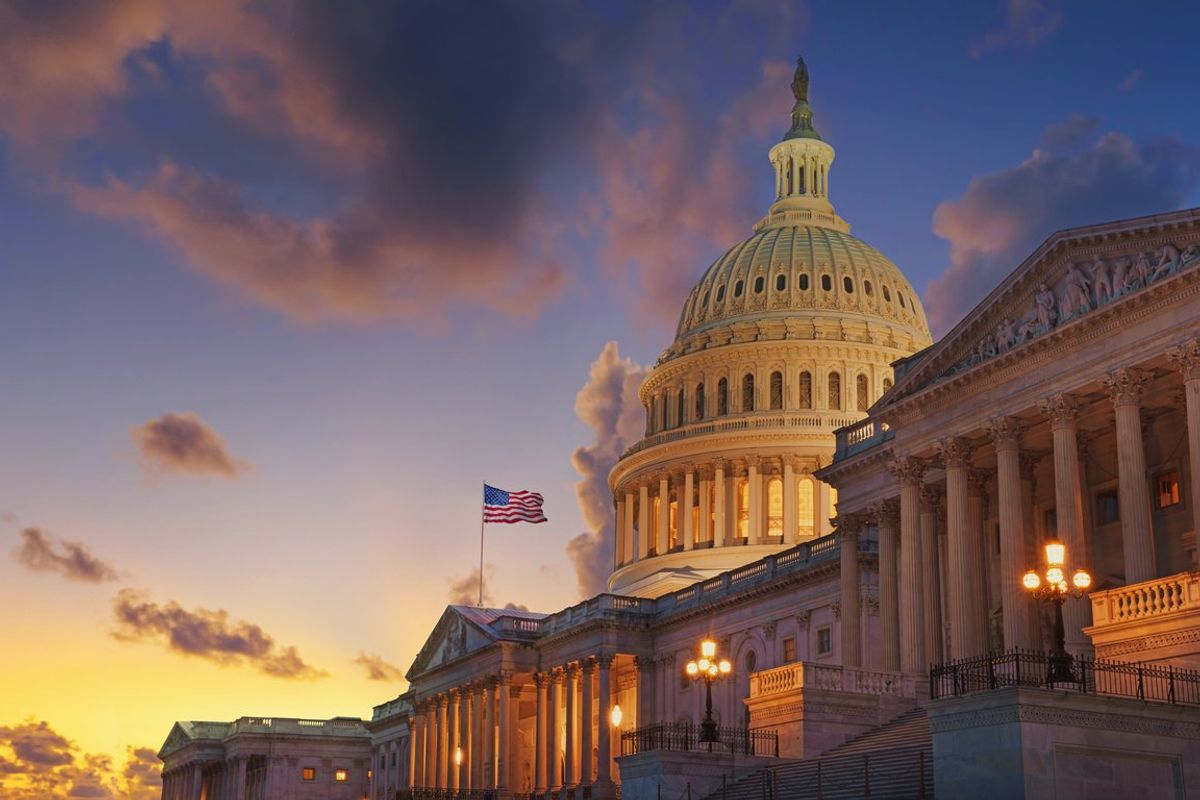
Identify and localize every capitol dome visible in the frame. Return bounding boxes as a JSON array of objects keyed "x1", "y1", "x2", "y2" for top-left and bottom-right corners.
[{"x1": 608, "y1": 56, "x2": 933, "y2": 598}]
